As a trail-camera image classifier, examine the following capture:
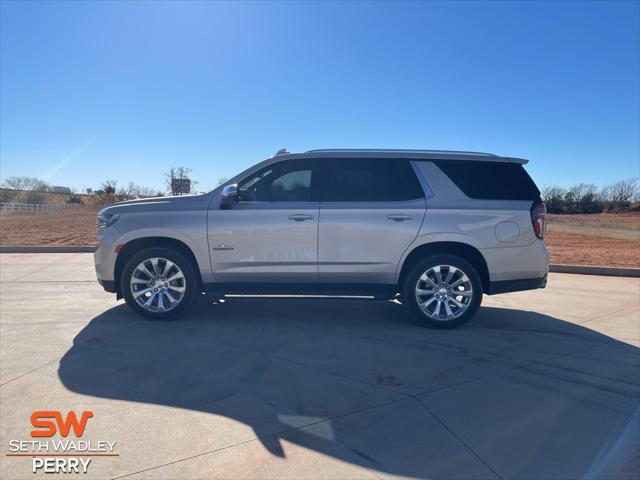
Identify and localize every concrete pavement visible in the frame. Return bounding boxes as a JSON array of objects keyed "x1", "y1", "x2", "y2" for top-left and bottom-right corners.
[{"x1": 0, "y1": 253, "x2": 638, "y2": 479}]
